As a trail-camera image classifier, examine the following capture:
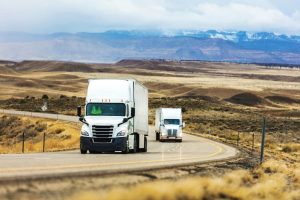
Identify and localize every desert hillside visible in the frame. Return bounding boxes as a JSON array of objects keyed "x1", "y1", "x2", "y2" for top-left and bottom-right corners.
[{"x1": 0, "y1": 59, "x2": 300, "y2": 102}]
